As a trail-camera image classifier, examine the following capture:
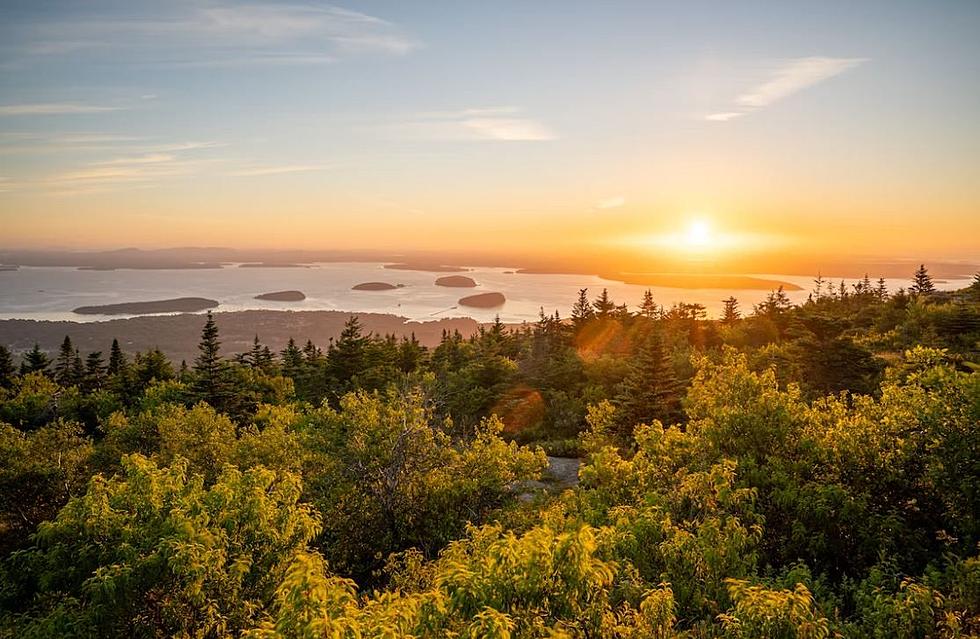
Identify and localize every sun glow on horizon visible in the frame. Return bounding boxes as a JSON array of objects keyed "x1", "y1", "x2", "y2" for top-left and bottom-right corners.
[{"x1": 684, "y1": 219, "x2": 713, "y2": 248}]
